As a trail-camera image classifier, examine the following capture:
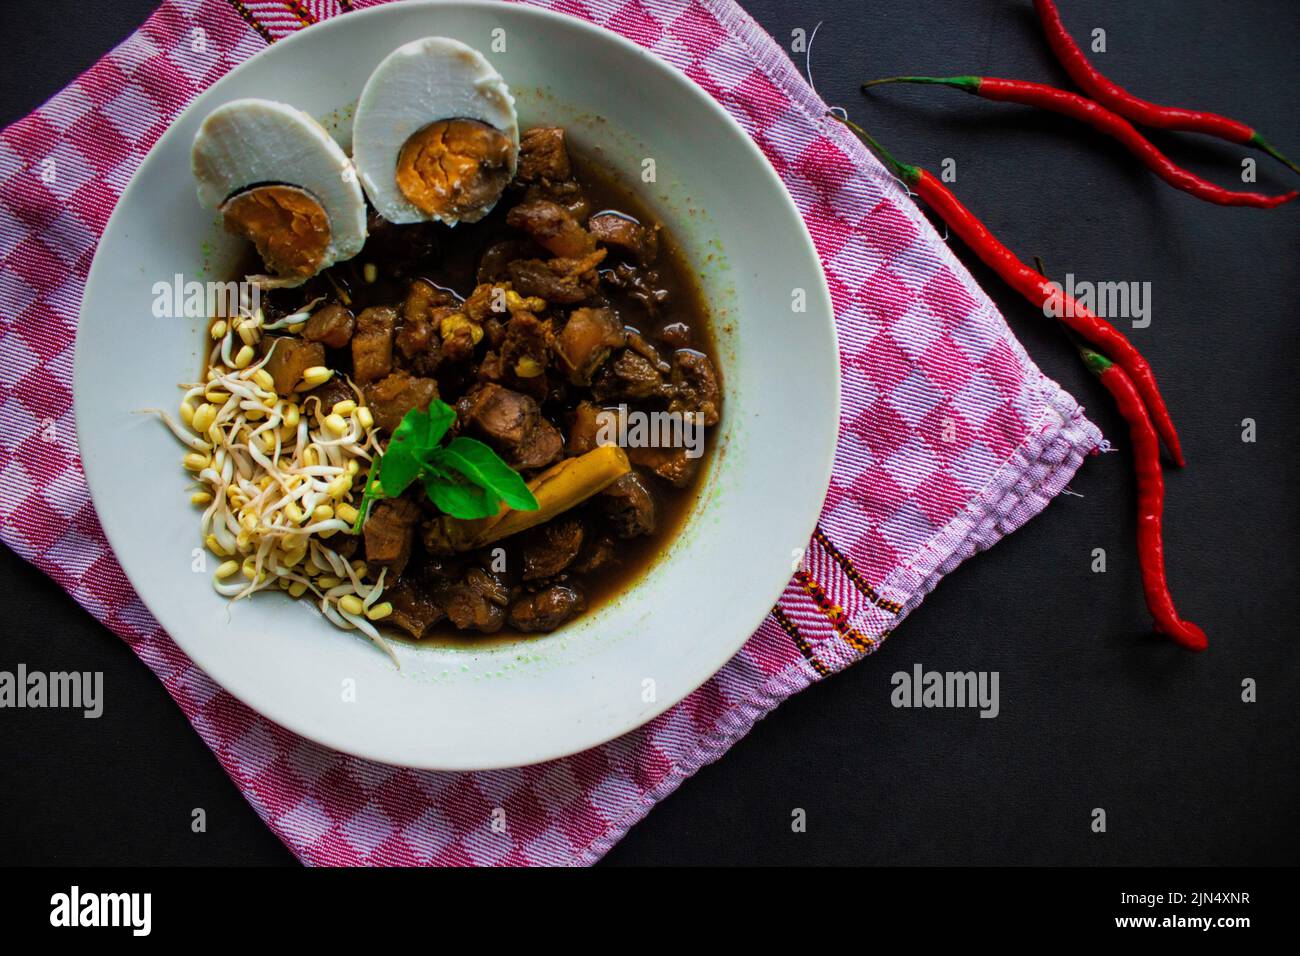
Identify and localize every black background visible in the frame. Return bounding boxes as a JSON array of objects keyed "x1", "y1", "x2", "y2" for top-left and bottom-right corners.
[{"x1": 0, "y1": 0, "x2": 1296, "y2": 867}]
